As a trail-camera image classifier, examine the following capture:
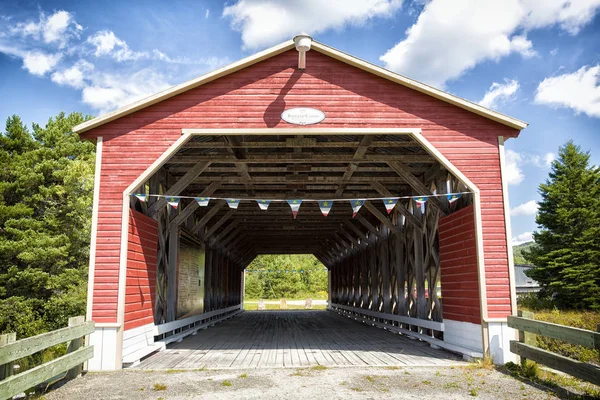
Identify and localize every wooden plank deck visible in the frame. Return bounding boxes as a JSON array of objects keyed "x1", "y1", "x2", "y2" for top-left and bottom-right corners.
[{"x1": 136, "y1": 311, "x2": 463, "y2": 369}]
